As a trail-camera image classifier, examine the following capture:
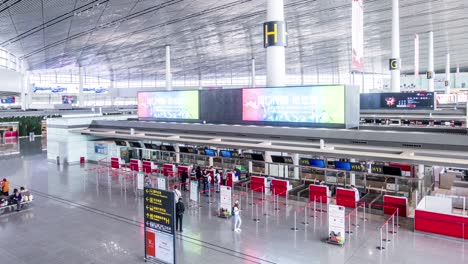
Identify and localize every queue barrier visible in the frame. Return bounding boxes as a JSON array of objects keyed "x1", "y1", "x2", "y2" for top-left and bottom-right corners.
[
  {"x1": 199, "y1": 186, "x2": 217, "y2": 205},
  {"x1": 291, "y1": 201, "x2": 314, "y2": 231},
  {"x1": 252, "y1": 187, "x2": 277, "y2": 222},
  {"x1": 377, "y1": 208, "x2": 400, "y2": 250}
]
